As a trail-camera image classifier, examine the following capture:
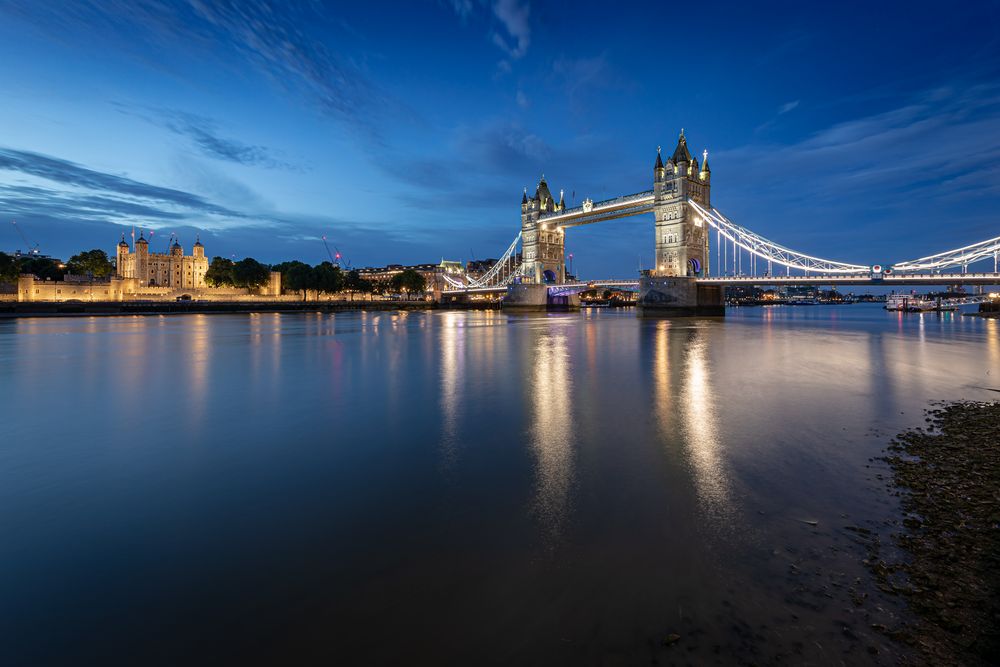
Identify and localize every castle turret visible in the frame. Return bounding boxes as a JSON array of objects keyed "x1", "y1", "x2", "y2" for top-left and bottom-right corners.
[
  {"x1": 170, "y1": 239, "x2": 183, "y2": 257},
  {"x1": 116, "y1": 234, "x2": 130, "y2": 279},
  {"x1": 654, "y1": 146, "x2": 665, "y2": 182},
  {"x1": 193, "y1": 235, "x2": 204, "y2": 258},
  {"x1": 700, "y1": 150, "x2": 711, "y2": 183},
  {"x1": 134, "y1": 233, "x2": 149, "y2": 283}
]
